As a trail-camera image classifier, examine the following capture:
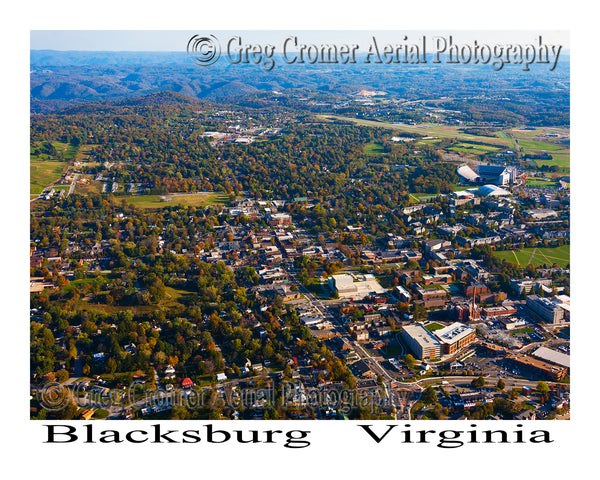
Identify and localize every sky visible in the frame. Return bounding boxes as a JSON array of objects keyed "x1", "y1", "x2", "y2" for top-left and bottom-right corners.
[{"x1": 30, "y1": 30, "x2": 570, "y2": 52}]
